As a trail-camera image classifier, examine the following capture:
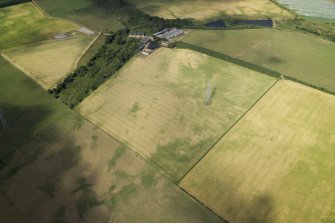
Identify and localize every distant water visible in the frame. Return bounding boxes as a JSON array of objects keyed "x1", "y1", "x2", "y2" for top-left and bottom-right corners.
[
  {"x1": 205, "y1": 21, "x2": 226, "y2": 27},
  {"x1": 233, "y1": 20, "x2": 273, "y2": 27},
  {"x1": 277, "y1": 0, "x2": 335, "y2": 20}
]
